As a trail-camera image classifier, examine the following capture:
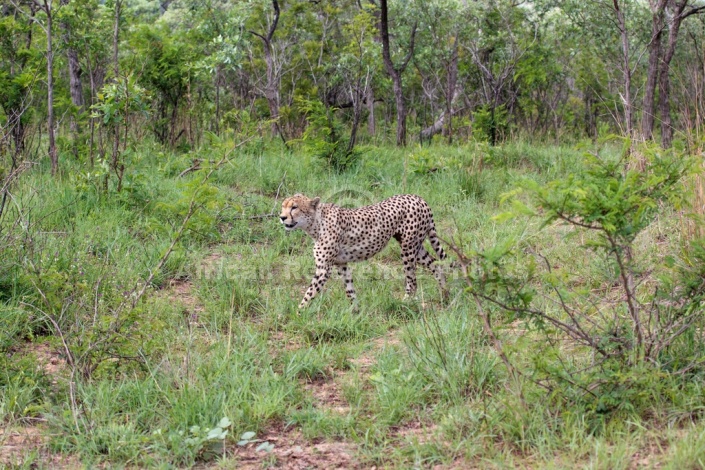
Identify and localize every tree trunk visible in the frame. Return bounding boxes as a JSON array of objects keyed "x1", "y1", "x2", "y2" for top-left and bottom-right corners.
[
  {"x1": 44, "y1": 0, "x2": 58, "y2": 175},
  {"x1": 379, "y1": 0, "x2": 416, "y2": 147},
  {"x1": 67, "y1": 49, "x2": 83, "y2": 110},
  {"x1": 59, "y1": 0, "x2": 84, "y2": 137},
  {"x1": 613, "y1": 0, "x2": 633, "y2": 138},
  {"x1": 391, "y1": 76, "x2": 406, "y2": 146},
  {"x1": 421, "y1": 112, "x2": 446, "y2": 141},
  {"x1": 110, "y1": 0, "x2": 121, "y2": 191},
  {"x1": 421, "y1": 88, "x2": 462, "y2": 142},
  {"x1": 87, "y1": 51, "x2": 96, "y2": 167},
  {"x1": 642, "y1": 0, "x2": 667, "y2": 140},
  {"x1": 660, "y1": 1, "x2": 687, "y2": 149},
  {"x1": 367, "y1": 85, "x2": 375, "y2": 137},
  {"x1": 347, "y1": 71, "x2": 368, "y2": 153},
  {"x1": 112, "y1": 0, "x2": 120, "y2": 78},
  {"x1": 584, "y1": 88, "x2": 597, "y2": 139},
  {"x1": 249, "y1": 0, "x2": 286, "y2": 145},
  {"x1": 263, "y1": 43, "x2": 281, "y2": 138},
  {"x1": 159, "y1": 0, "x2": 173, "y2": 15},
  {"x1": 445, "y1": 38, "x2": 459, "y2": 143},
  {"x1": 214, "y1": 66, "x2": 220, "y2": 136}
]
